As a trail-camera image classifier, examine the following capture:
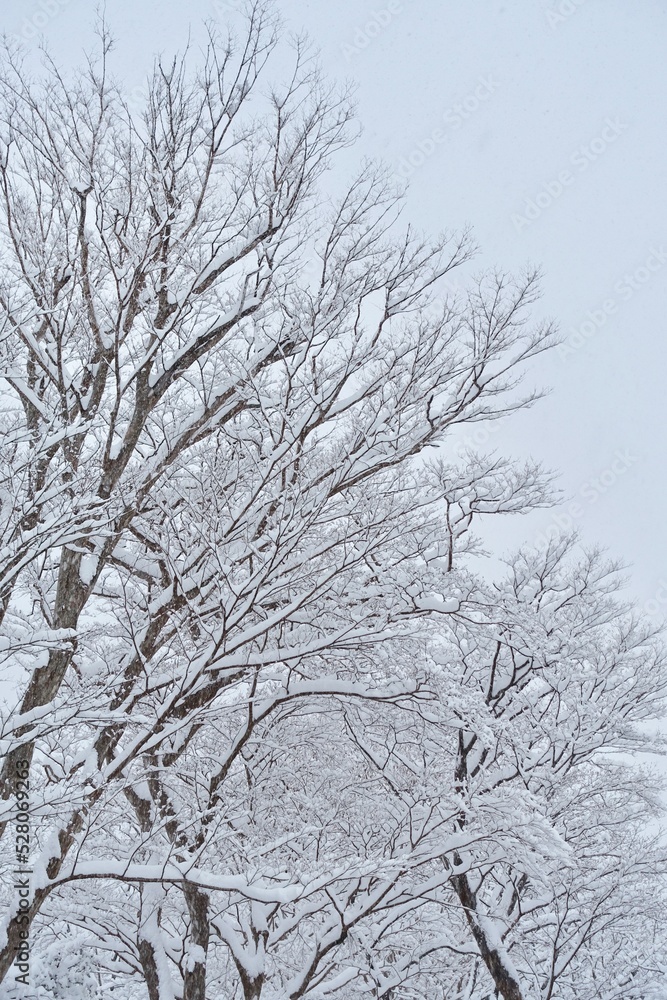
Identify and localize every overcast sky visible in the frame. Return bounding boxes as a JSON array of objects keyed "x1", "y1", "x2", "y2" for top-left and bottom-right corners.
[{"x1": 5, "y1": 0, "x2": 667, "y2": 614}]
